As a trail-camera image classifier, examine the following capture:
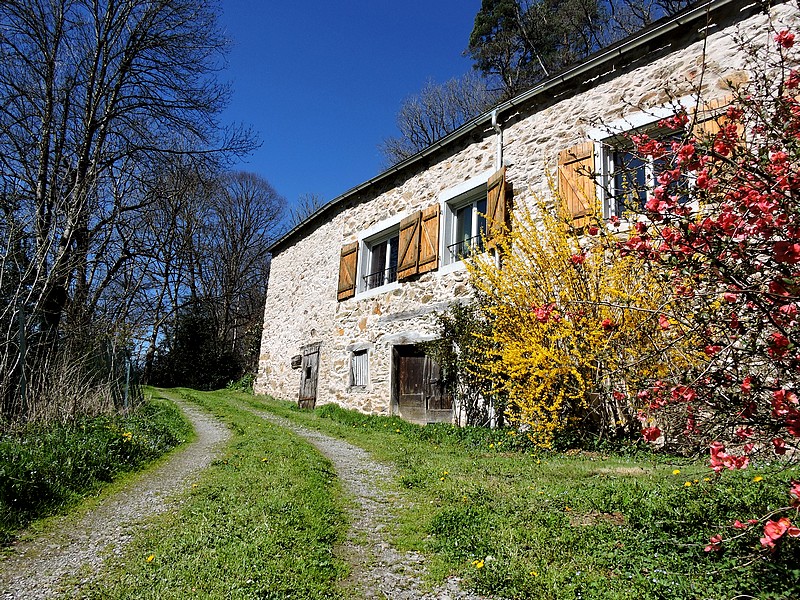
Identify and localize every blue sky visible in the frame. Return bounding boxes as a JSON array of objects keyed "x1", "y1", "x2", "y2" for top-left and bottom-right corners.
[{"x1": 218, "y1": 1, "x2": 482, "y2": 215}]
